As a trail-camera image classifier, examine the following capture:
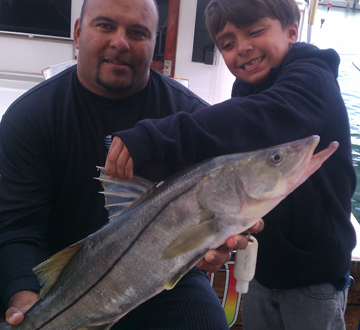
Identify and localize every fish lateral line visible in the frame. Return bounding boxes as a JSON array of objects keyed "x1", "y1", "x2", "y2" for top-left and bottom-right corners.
[{"x1": 31, "y1": 179, "x2": 201, "y2": 329}]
